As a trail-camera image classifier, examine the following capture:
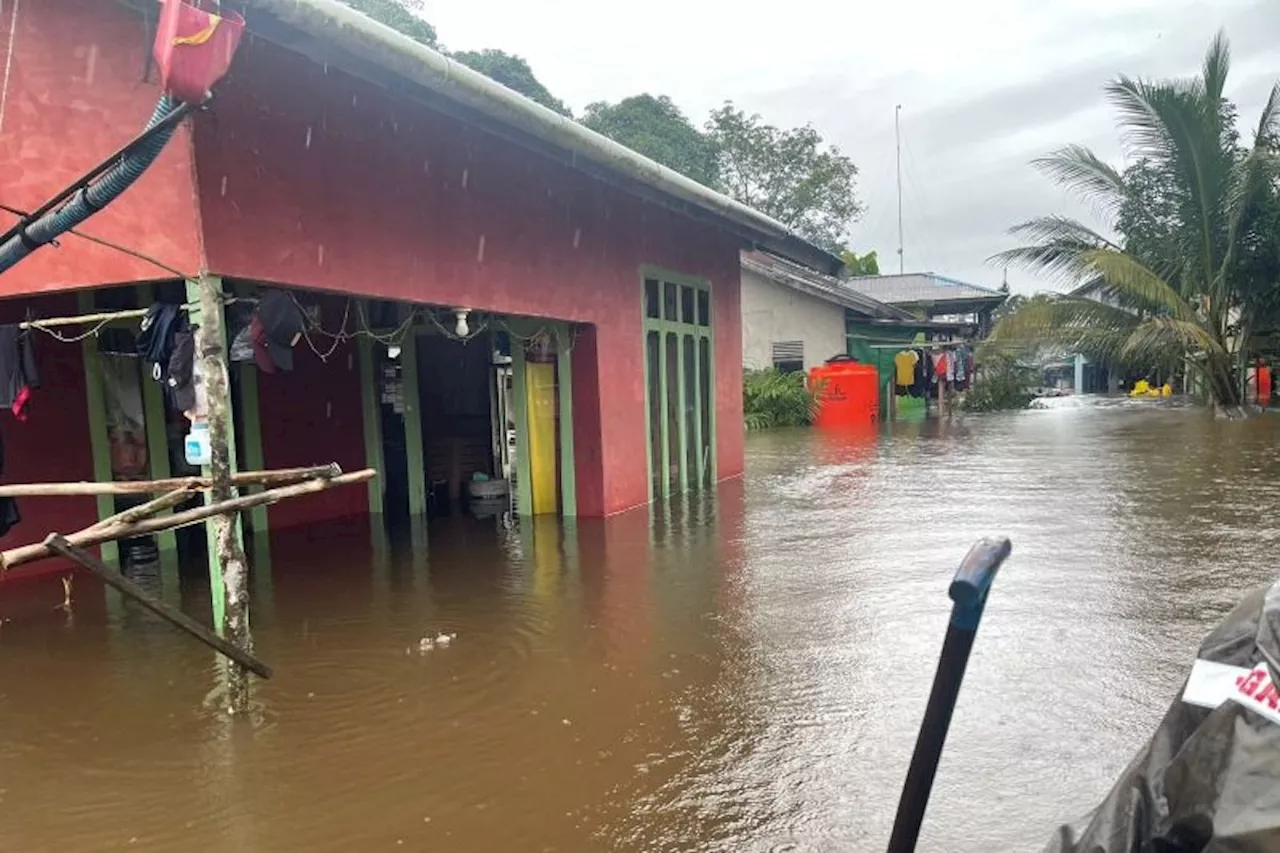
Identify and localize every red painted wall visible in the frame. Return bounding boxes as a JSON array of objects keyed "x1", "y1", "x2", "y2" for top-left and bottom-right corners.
[
  {"x1": 0, "y1": 294, "x2": 99, "y2": 575},
  {"x1": 0, "y1": 0, "x2": 203, "y2": 296},
  {"x1": 254, "y1": 295, "x2": 368, "y2": 528},
  {"x1": 191, "y1": 37, "x2": 745, "y2": 515}
]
